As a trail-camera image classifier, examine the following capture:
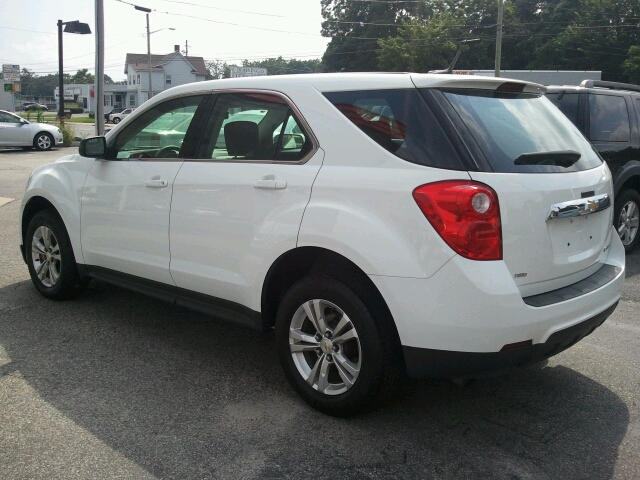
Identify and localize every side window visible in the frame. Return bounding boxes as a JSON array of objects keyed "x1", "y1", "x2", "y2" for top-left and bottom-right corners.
[
  {"x1": 589, "y1": 94, "x2": 630, "y2": 142},
  {"x1": 0, "y1": 112, "x2": 20, "y2": 123},
  {"x1": 199, "y1": 92, "x2": 313, "y2": 161},
  {"x1": 274, "y1": 113, "x2": 313, "y2": 161},
  {"x1": 545, "y1": 92, "x2": 579, "y2": 127},
  {"x1": 112, "y1": 95, "x2": 206, "y2": 159}
]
